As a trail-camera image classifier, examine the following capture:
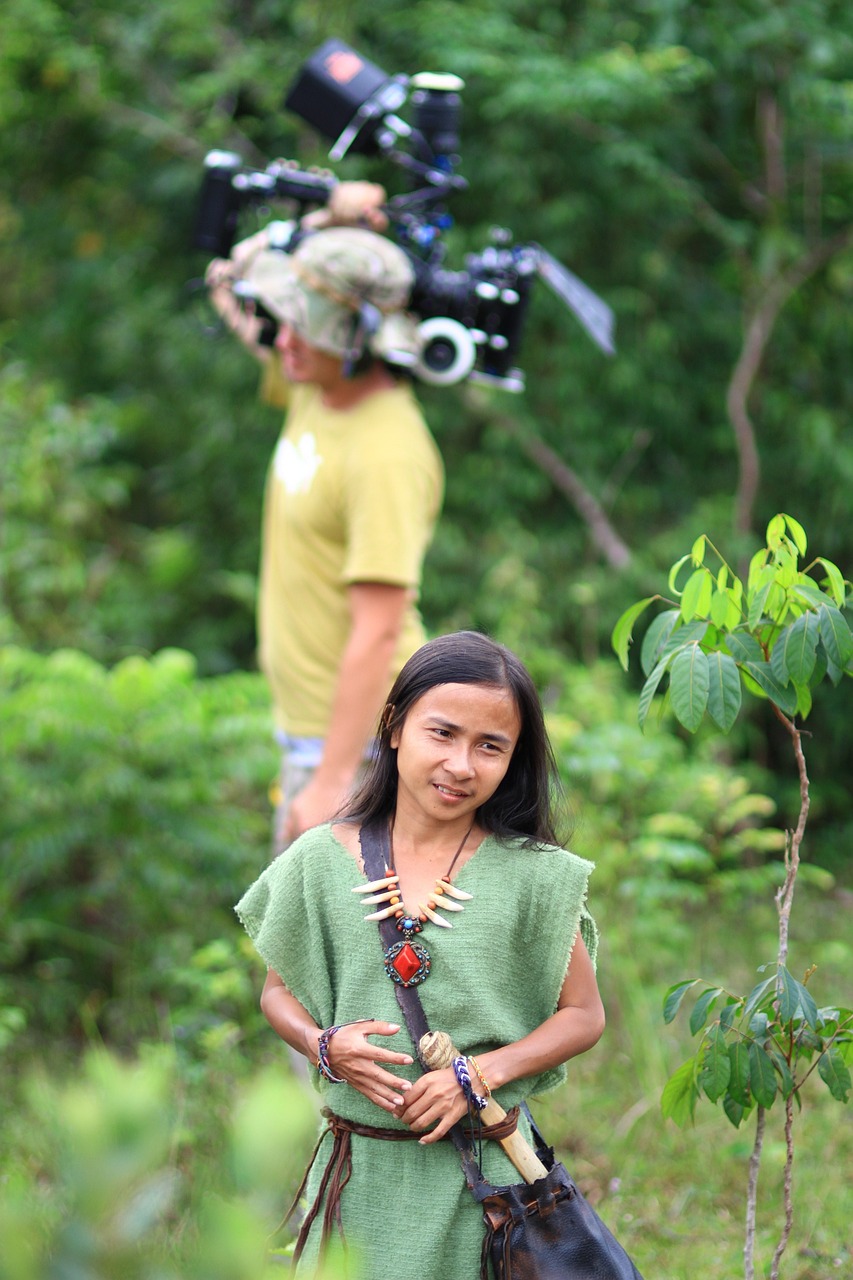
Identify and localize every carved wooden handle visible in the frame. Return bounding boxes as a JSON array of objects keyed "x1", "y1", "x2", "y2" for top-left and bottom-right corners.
[{"x1": 419, "y1": 1030, "x2": 548, "y2": 1183}]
